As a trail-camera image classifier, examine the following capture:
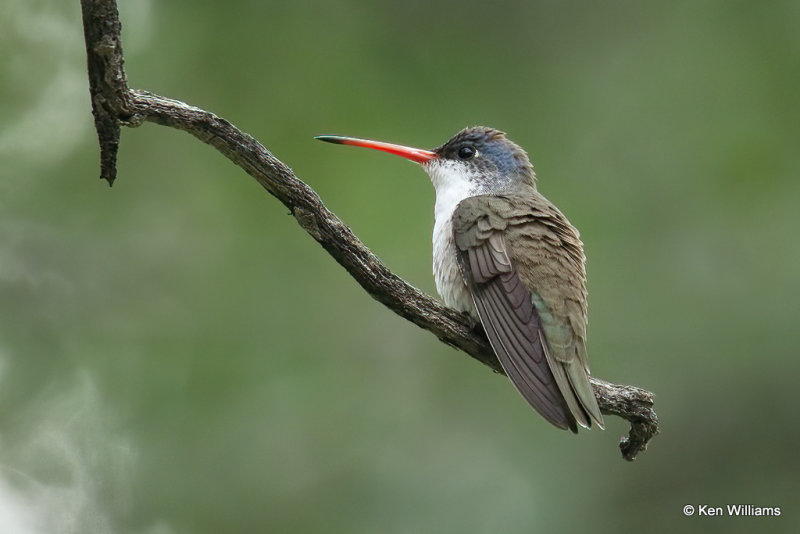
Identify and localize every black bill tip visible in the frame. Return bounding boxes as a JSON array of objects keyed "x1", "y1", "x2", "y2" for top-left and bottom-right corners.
[{"x1": 315, "y1": 135, "x2": 348, "y2": 145}]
